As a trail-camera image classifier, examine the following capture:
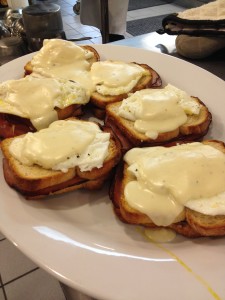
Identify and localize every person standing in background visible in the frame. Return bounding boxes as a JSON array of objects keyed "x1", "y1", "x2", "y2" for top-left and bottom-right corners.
[{"x1": 79, "y1": 0, "x2": 129, "y2": 42}]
